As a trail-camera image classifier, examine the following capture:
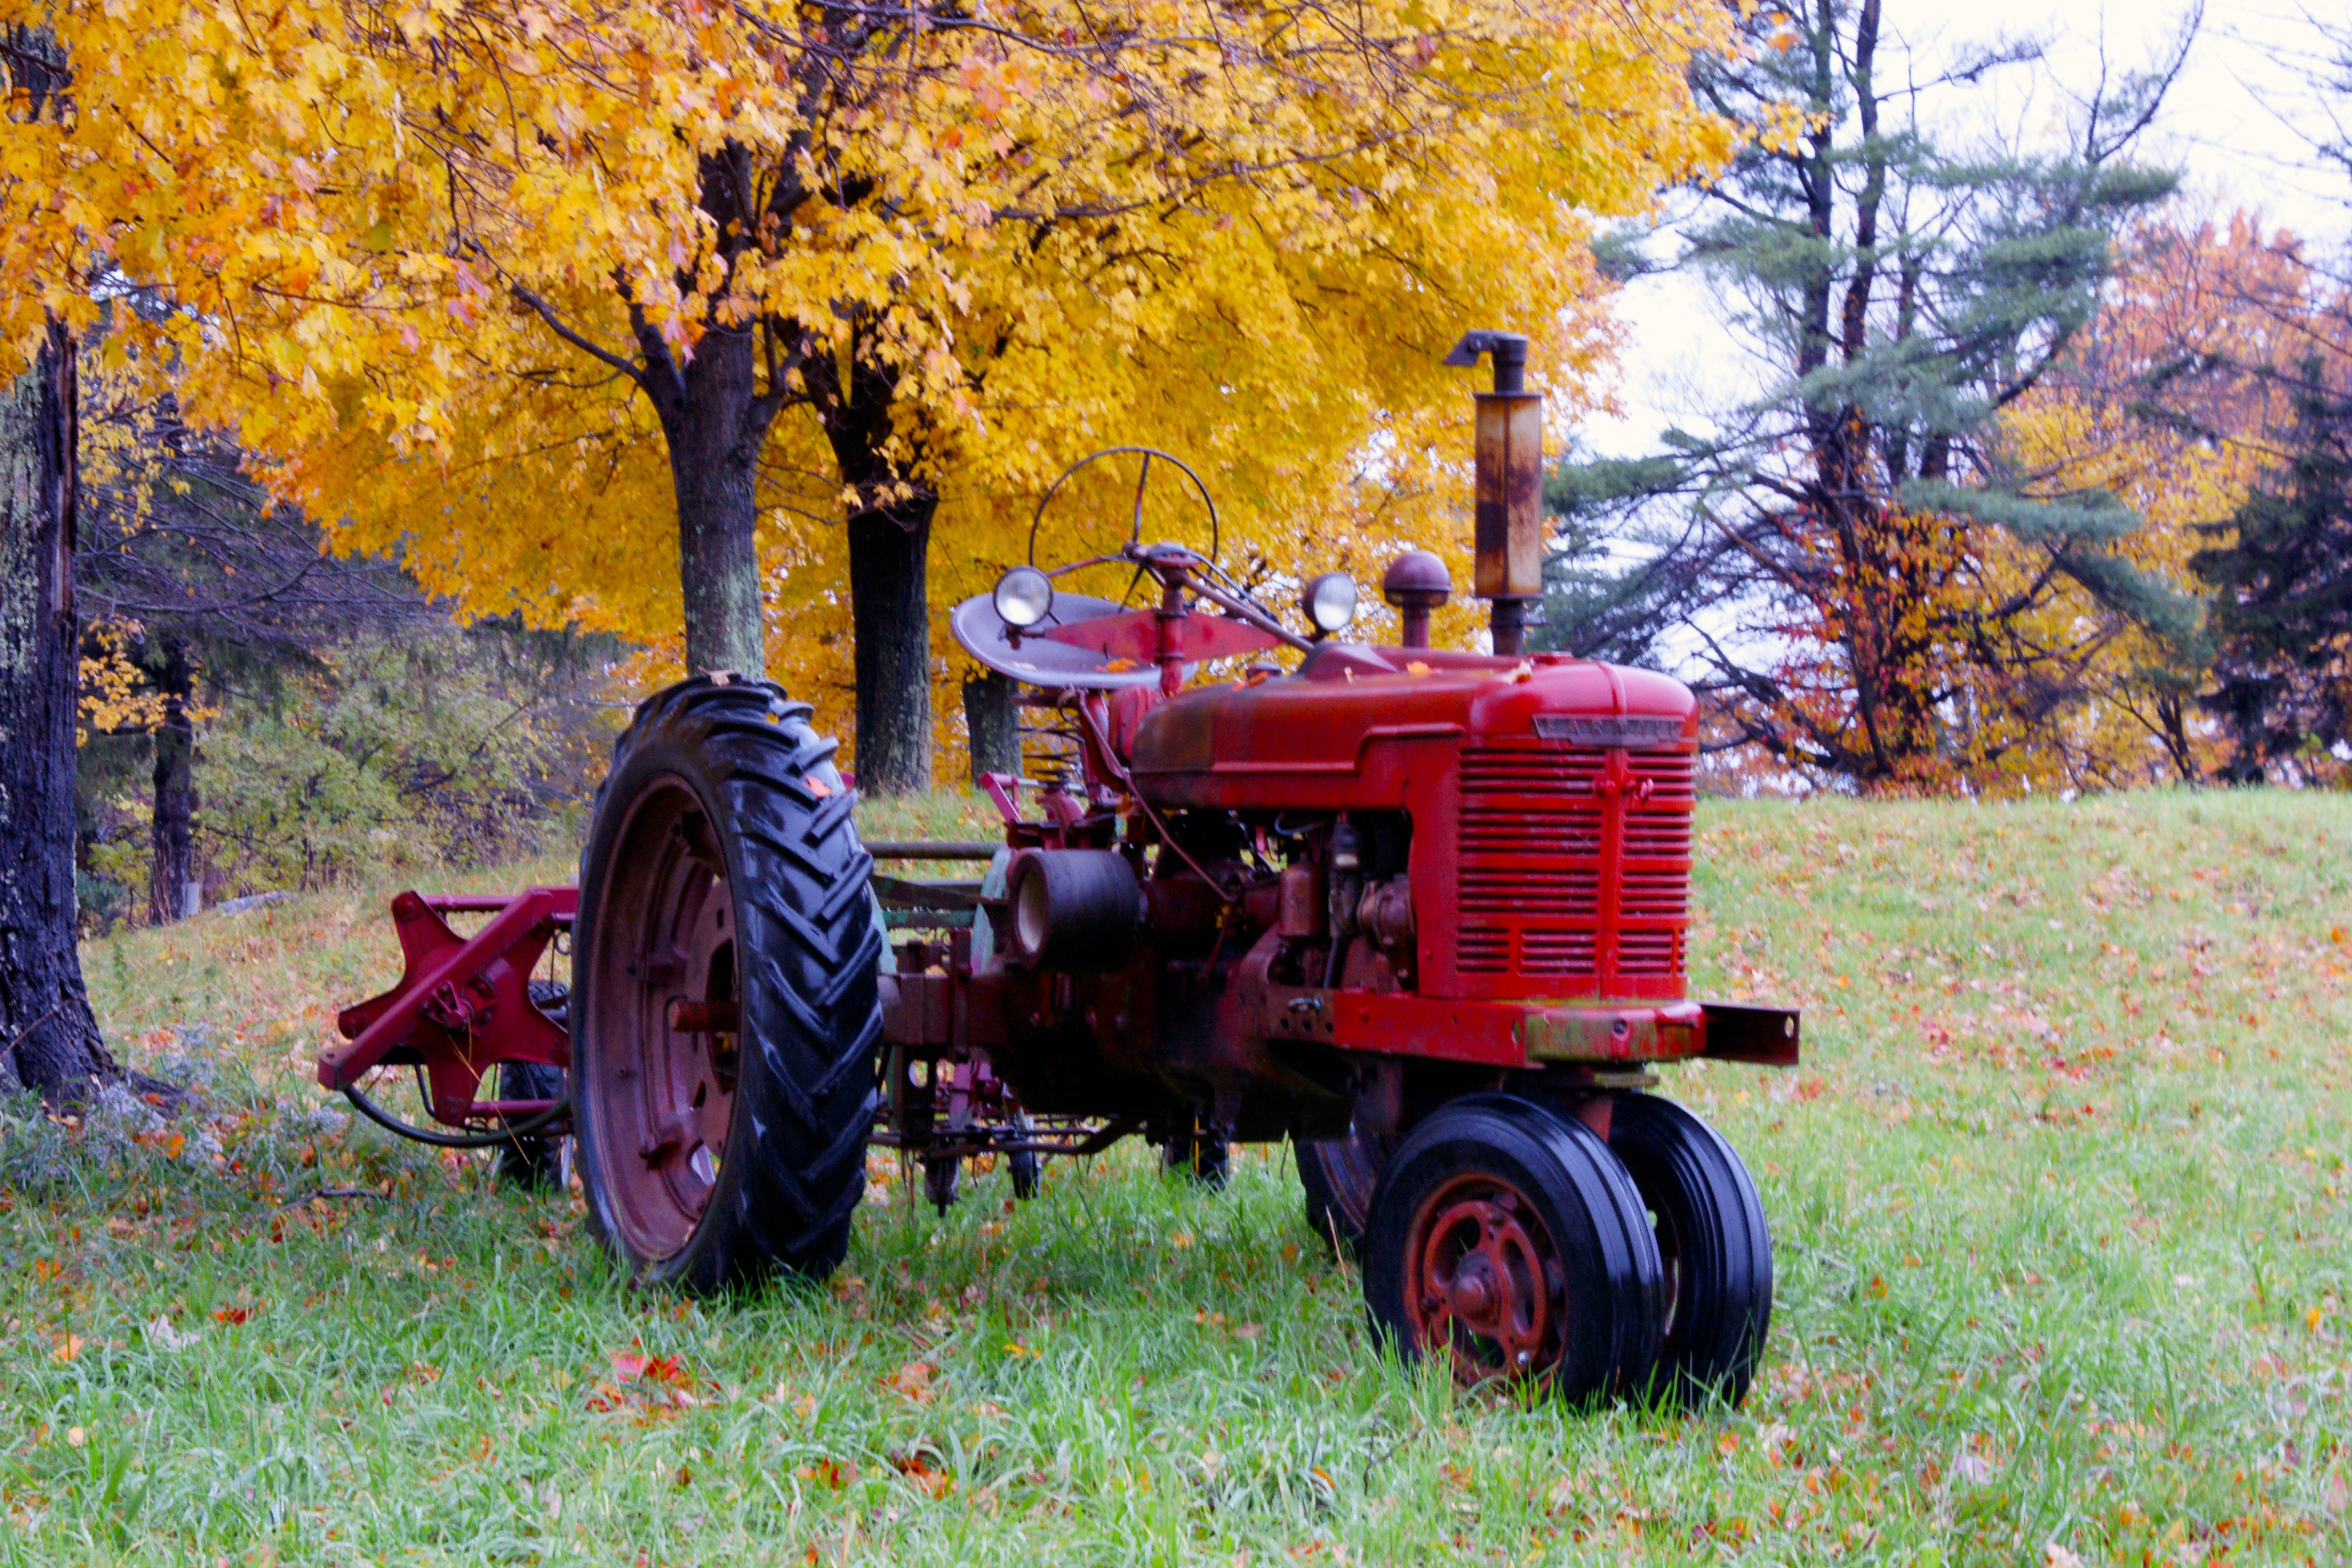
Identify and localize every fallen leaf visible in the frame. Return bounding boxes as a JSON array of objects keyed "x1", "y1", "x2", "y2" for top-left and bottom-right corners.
[
  {"x1": 890, "y1": 1451, "x2": 955, "y2": 1499},
  {"x1": 52, "y1": 1333, "x2": 85, "y2": 1363},
  {"x1": 884, "y1": 1360, "x2": 937, "y2": 1404},
  {"x1": 213, "y1": 1306, "x2": 252, "y2": 1326}
]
